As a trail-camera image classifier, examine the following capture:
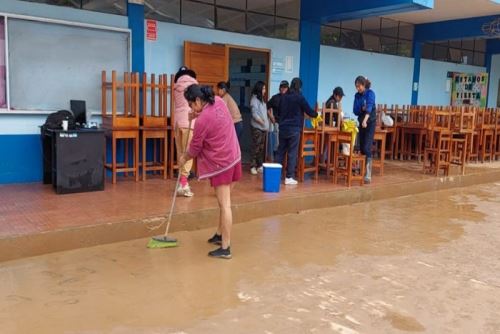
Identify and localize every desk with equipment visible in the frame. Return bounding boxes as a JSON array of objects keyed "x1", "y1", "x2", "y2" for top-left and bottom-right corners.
[{"x1": 41, "y1": 102, "x2": 104, "y2": 194}]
